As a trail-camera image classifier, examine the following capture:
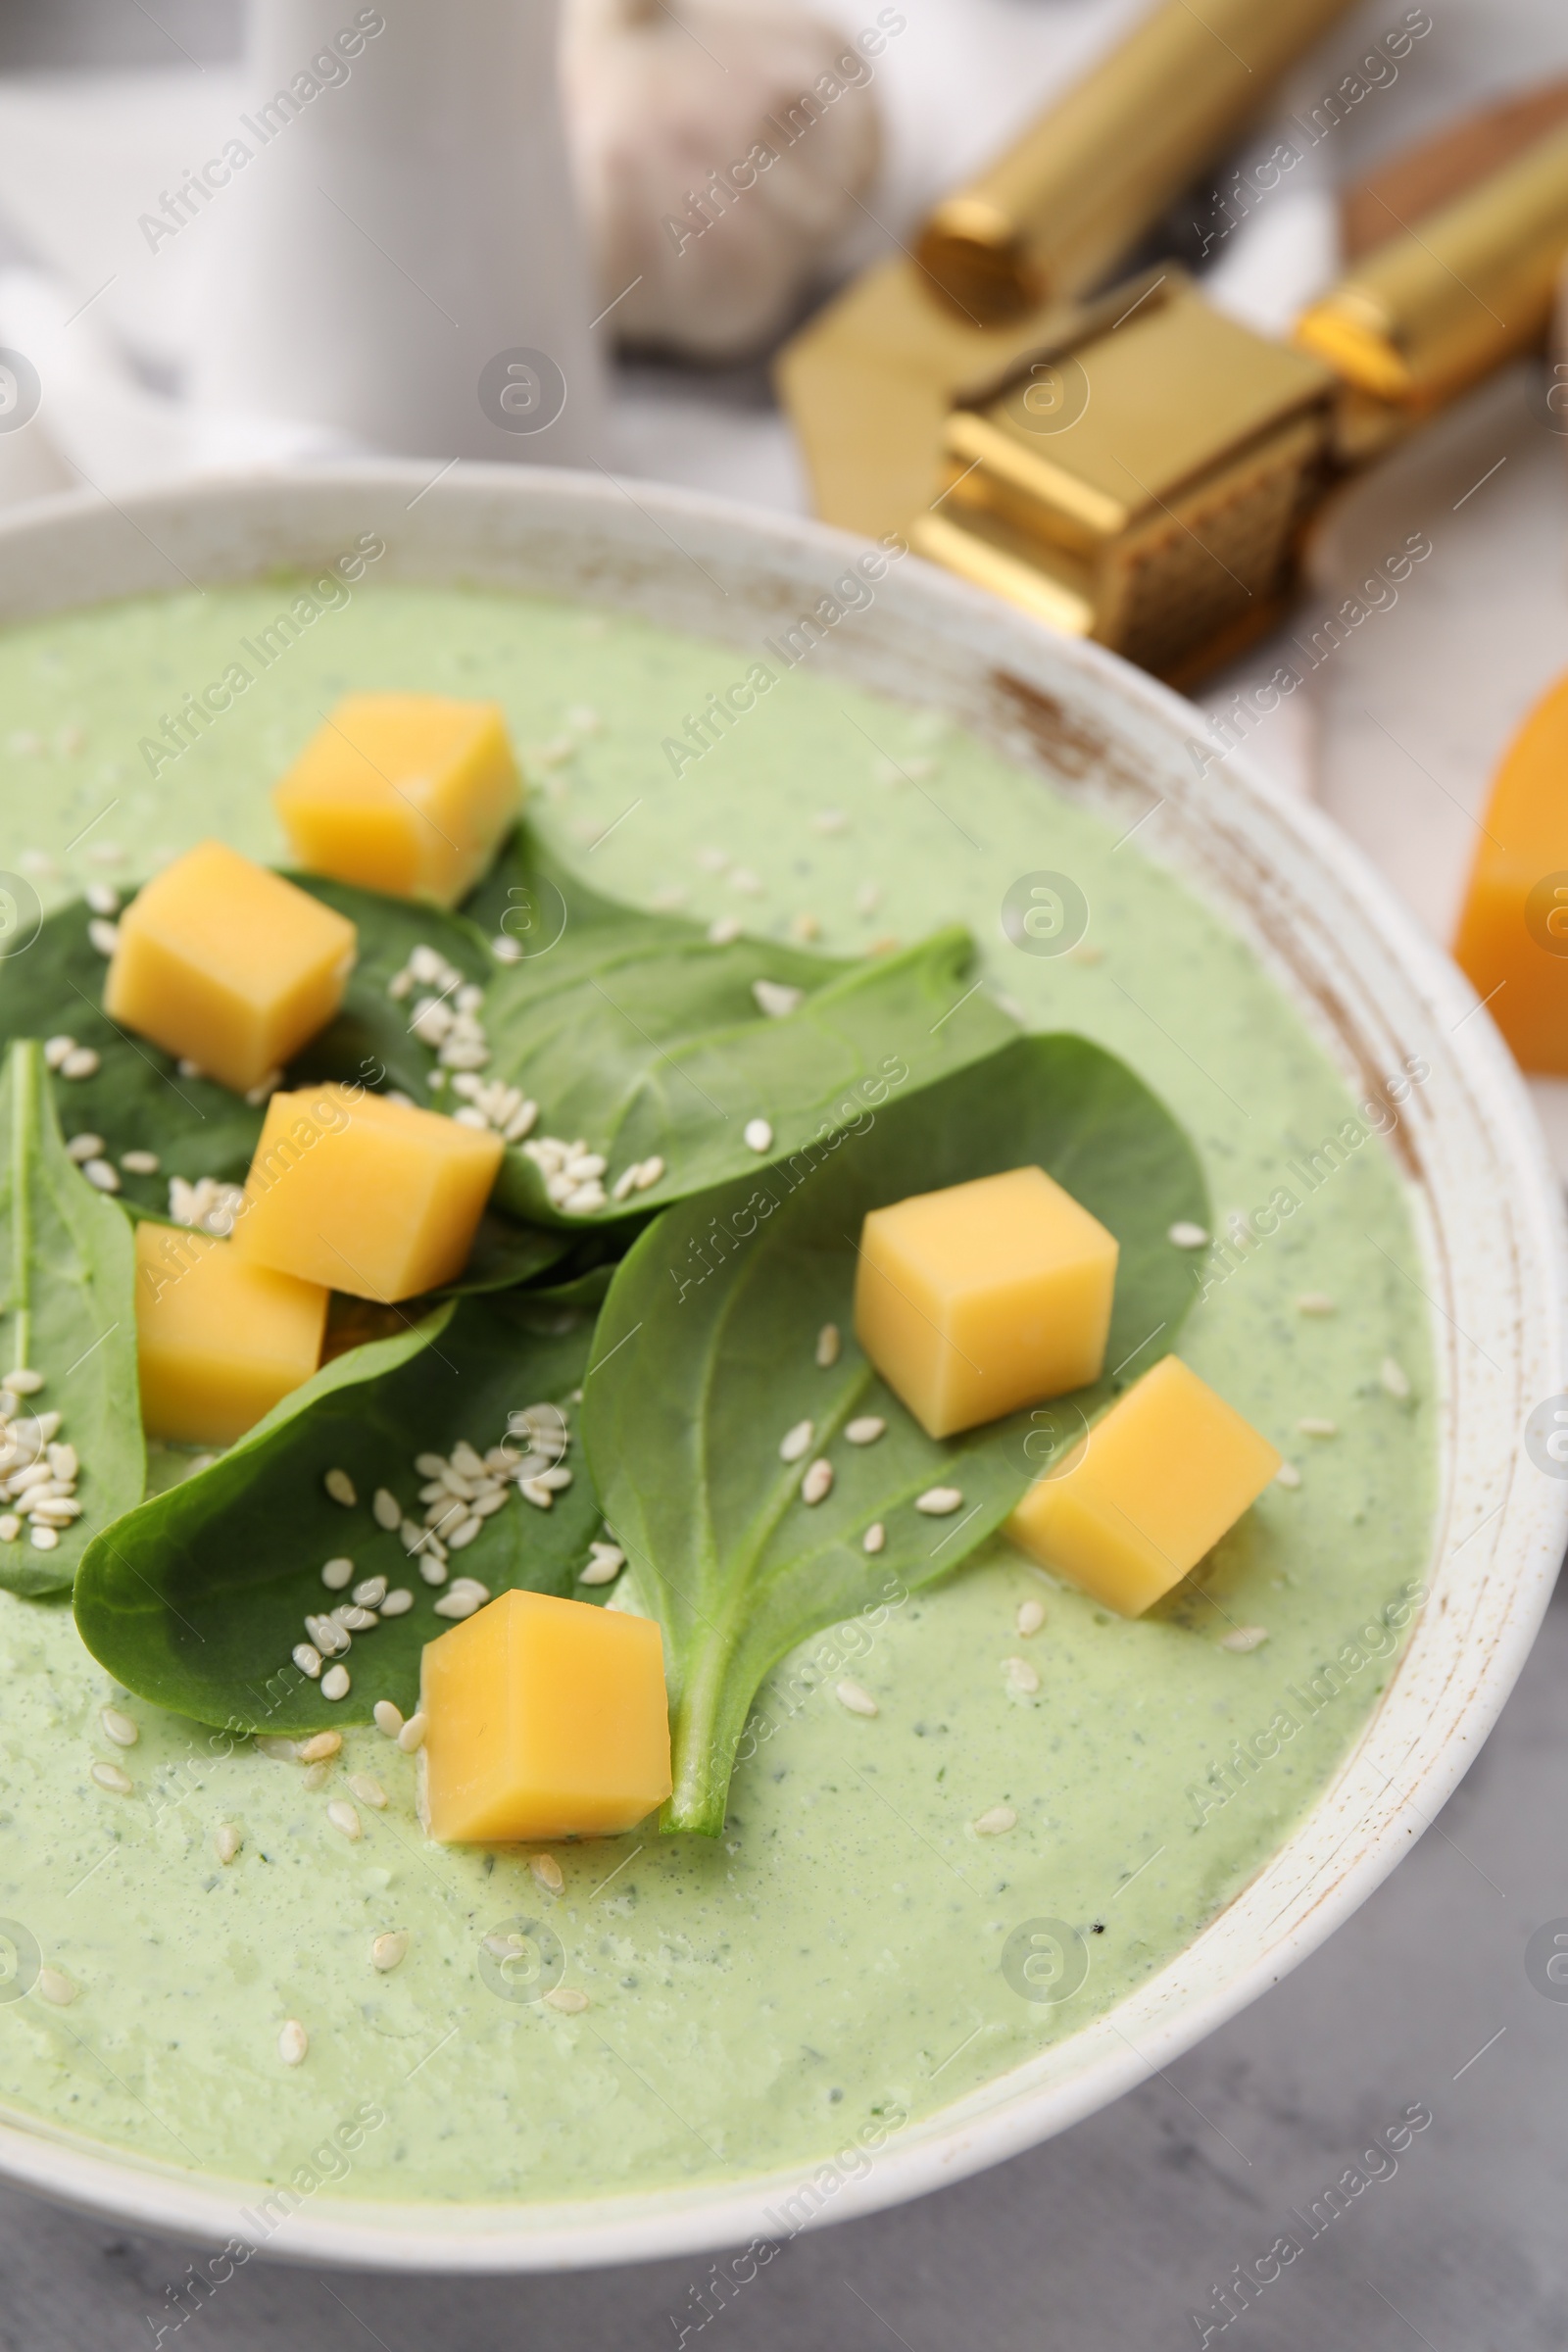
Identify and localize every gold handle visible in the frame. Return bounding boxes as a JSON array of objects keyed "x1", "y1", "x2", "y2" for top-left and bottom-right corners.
[
  {"x1": 1295, "y1": 117, "x2": 1568, "y2": 408},
  {"x1": 916, "y1": 0, "x2": 1359, "y2": 322}
]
